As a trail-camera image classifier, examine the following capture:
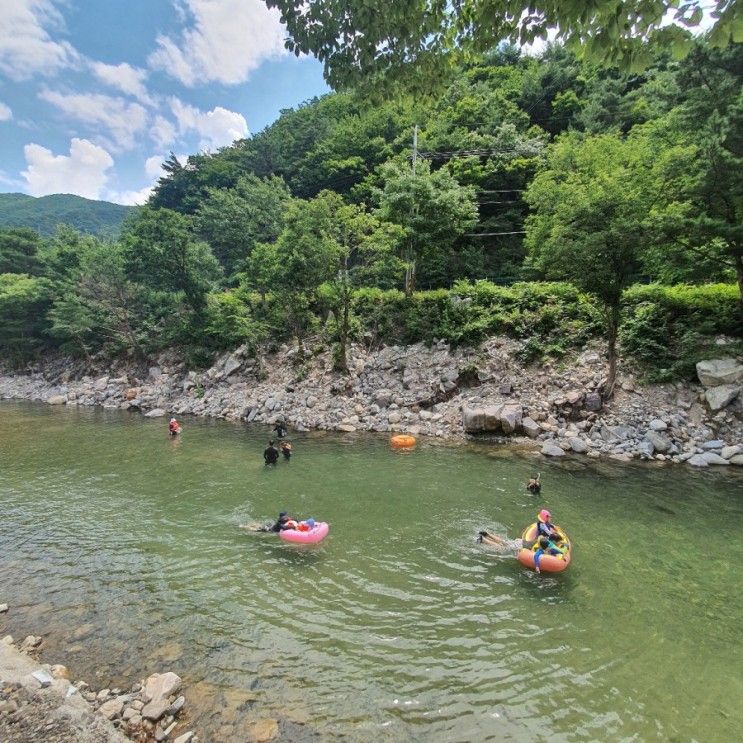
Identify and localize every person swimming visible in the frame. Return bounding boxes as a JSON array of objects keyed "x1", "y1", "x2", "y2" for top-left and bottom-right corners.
[{"x1": 526, "y1": 473, "x2": 541, "y2": 494}]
